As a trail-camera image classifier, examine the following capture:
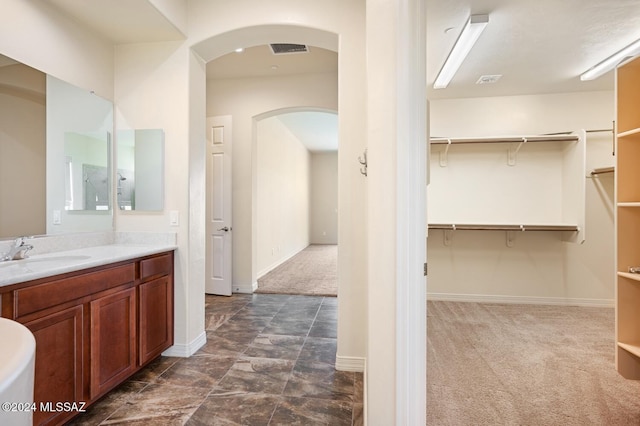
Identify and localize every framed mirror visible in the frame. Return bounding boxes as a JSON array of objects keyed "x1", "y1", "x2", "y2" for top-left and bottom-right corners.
[{"x1": 117, "y1": 129, "x2": 164, "y2": 211}]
